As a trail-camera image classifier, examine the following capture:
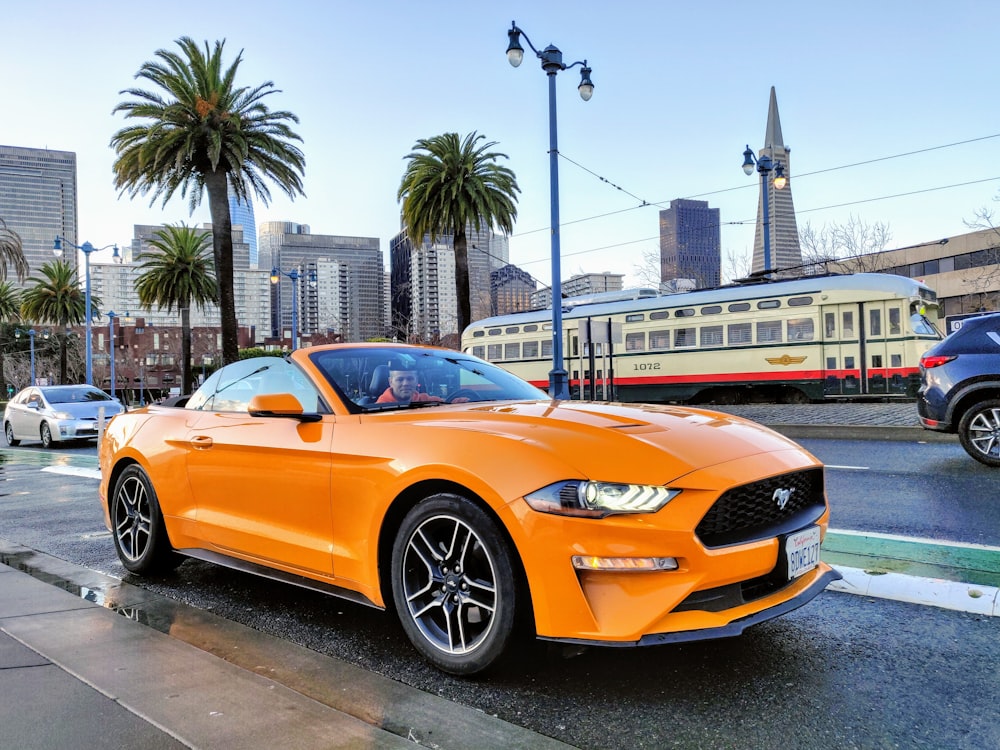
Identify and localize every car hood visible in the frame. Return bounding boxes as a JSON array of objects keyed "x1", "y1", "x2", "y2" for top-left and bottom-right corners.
[
  {"x1": 399, "y1": 400, "x2": 817, "y2": 484},
  {"x1": 53, "y1": 401, "x2": 124, "y2": 418}
]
